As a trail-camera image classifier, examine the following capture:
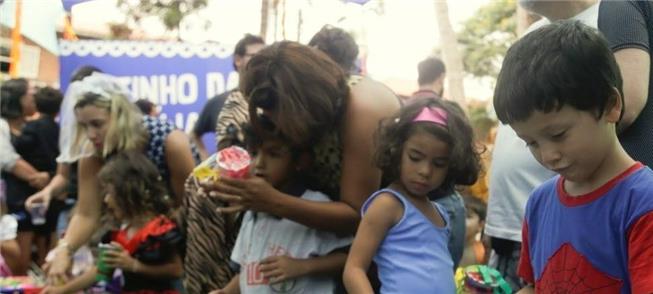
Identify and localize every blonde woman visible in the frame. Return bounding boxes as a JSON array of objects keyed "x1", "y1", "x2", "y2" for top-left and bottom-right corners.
[{"x1": 28, "y1": 73, "x2": 198, "y2": 284}]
